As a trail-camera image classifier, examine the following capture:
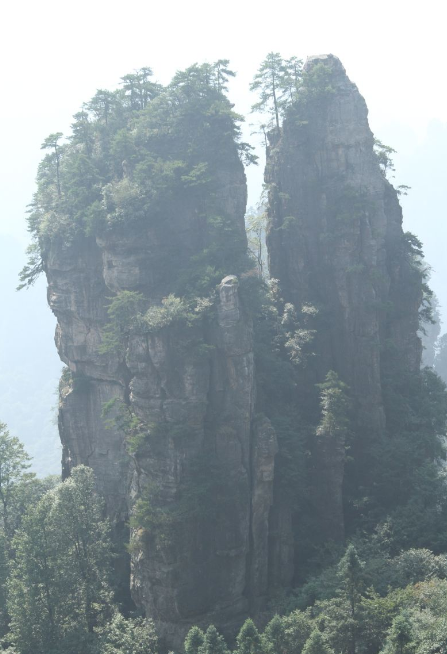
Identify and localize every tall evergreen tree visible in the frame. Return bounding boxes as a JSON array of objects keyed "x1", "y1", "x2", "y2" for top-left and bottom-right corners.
[
  {"x1": 7, "y1": 466, "x2": 113, "y2": 654},
  {"x1": 302, "y1": 630, "x2": 334, "y2": 654},
  {"x1": 262, "y1": 615, "x2": 287, "y2": 654},
  {"x1": 199, "y1": 625, "x2": 229, "y2": 654},
  {"x1": 235, "y1": 619, "x2": 263, "y2": 654},
  {"x1": 185, "y1": 626, "x2": 205, "y2": 654},
  {"x1": 250, "y1": 52, "x2": 285, "y2": 130}
]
